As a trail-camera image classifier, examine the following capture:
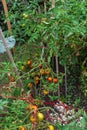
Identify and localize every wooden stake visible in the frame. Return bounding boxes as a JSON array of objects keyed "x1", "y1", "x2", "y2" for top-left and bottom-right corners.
[
  {"x1": 65, "y1": 65, "x2": 67, "y2": 96},
  {"x1": 0, "y1": 29, "x2": 23, "y2": 88},
  {"x1": 38, "y1": 6, "x2": 41, "y2": 14},
  {"x1": 44, "y1": 0, "x2": 47, "y2": 14},
  {"x1": 51, "y1": 0, "x2": 55, "y2": 8},
  {"x1": 51, "y1": 0, "x2": 60, "y2": 97},
  {"x1": 55, "y1": 56, "x2": 60, "y2": 97},
  {"x1": 2, "y1": 0, "x2": 12, "y2": 35}
]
